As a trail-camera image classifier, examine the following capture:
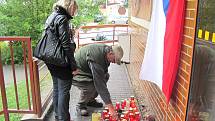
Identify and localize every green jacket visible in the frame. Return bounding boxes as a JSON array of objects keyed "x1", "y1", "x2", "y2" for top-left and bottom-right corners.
[{"x1": 73, "y1": 44, "x2": 110, "y2": 82}]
